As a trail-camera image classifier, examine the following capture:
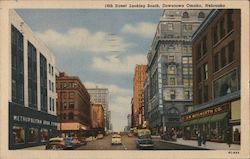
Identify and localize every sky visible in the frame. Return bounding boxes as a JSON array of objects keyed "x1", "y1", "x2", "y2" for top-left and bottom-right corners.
[{"x1": 16, "y1": 9, "x2": 162, "y2": 131}]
